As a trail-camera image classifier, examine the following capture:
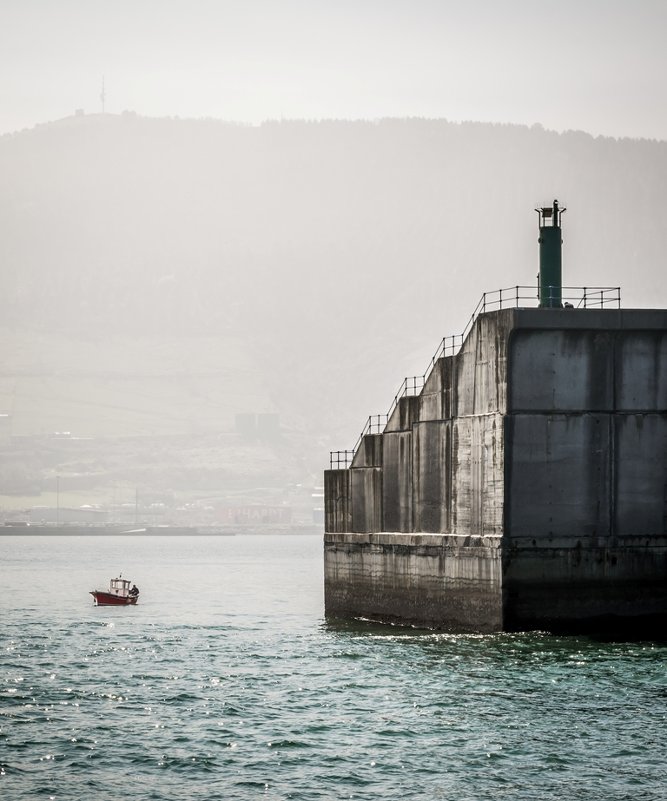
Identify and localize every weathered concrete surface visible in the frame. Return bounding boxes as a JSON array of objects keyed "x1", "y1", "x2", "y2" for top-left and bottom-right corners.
[
  {"x1": 616, "y1": 331, "x2": 667, "y2": 410},
  {"x1": 419, "y1": 356, "x2": 456, "y2": 421},
  {"x1": 509, "y1": 329, "x2": 615, "y2": 411},
  {"x1": 452, "y1": 414, "x2": 504, "y2": 537},
  {"x1": 507, "y1": 412, "x2": 667, "y2": 541},
  {"x1": 386, "y1": 395, "x2": 421, "y2": 433},
  {"x1": 503, "y1": 536, "x2": 667, "y2": 630},
  {"x1": 324, "y1": 532, "x2": 503, "y2": 632},
  {"x1": 455, "y1": 310, "x2": 512, "y2": 416},
  {"x1": 351, "y1": 434, "x2": 383, "y2": 468},
  {"x1": 412, "y1": 420, "x2": 450, "y2": 533},
  {"x1": 503, "y1": 311, "x2": 667, "y2": 627},
  {"x1": 509, "y1": 325, "x2": 667, "y2": 413},
  {"x1": 324, "y1": 469, "x2": 351, "y2": 534},
  {"x1": 614, "y1": 414, "x2": 667, "y2": 535},
  {"x1": 350, "y1": 467, "x2": 382, "y2": 534},
  {"x1": 382, "y1": 432, "x2": 413, "y2": 532},
  {"x1": 325, "y1": 307, "x2": 667, "y2": 631},
  {"x1": 506, "y1": 413, "x2": 612, "y2": 540}
]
